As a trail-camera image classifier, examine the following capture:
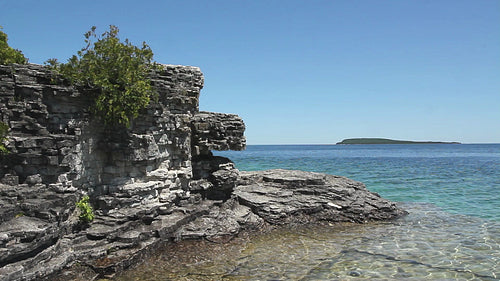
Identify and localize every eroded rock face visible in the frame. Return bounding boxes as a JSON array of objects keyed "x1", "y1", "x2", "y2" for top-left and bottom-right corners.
[
  {"x1": 0, "y1": 64, "x2": 405, "y2": 281},
  {"x1": 0, "y1": 63, "x2": 246, "y2": 280},
  {"x1": 191, "y1": 111, "x2": 246, "y2": 155}
]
